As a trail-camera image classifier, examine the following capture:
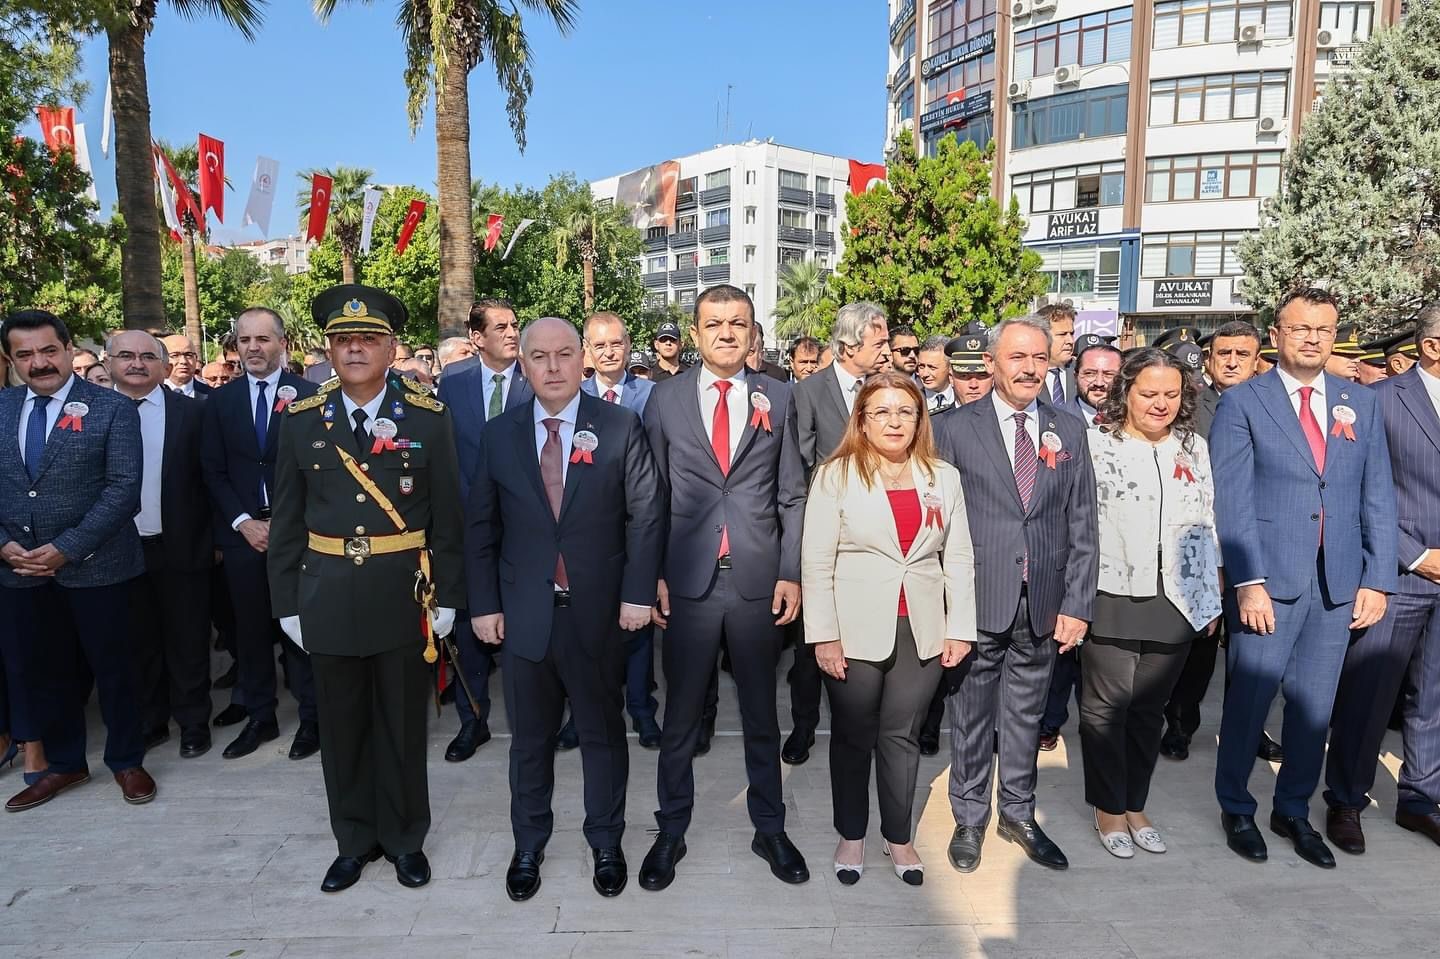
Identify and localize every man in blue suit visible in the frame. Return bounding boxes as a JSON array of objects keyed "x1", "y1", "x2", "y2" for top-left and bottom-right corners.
[
  {"x1": 578, "y1": 311, "x2": 660, "y2": 747},
  {"x1": 1325, "y1": 307, "x2": 1440, "y2": 851},
  {"x1": 0, "y1": 310, "x2": 155, "y2": 812},
  {"x1": 436, "y1": 298, "x2": 531, "y2": 762},
  {"x1": 1212, "y1": 287, "x2": 1398, "y2": 868}
]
